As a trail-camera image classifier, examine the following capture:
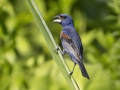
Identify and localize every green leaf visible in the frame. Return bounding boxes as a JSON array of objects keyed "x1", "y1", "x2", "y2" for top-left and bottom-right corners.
[{"x1": 27, "y1": 0, "x2": 80, "y2": 90}]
